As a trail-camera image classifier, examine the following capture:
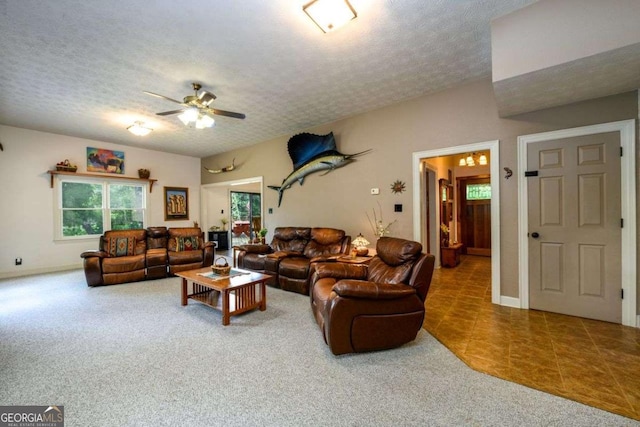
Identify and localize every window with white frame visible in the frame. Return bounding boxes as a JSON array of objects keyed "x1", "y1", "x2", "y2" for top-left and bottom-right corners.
[{"x1": 56, "y1": 177, "x2": 147, "y2": 239}]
